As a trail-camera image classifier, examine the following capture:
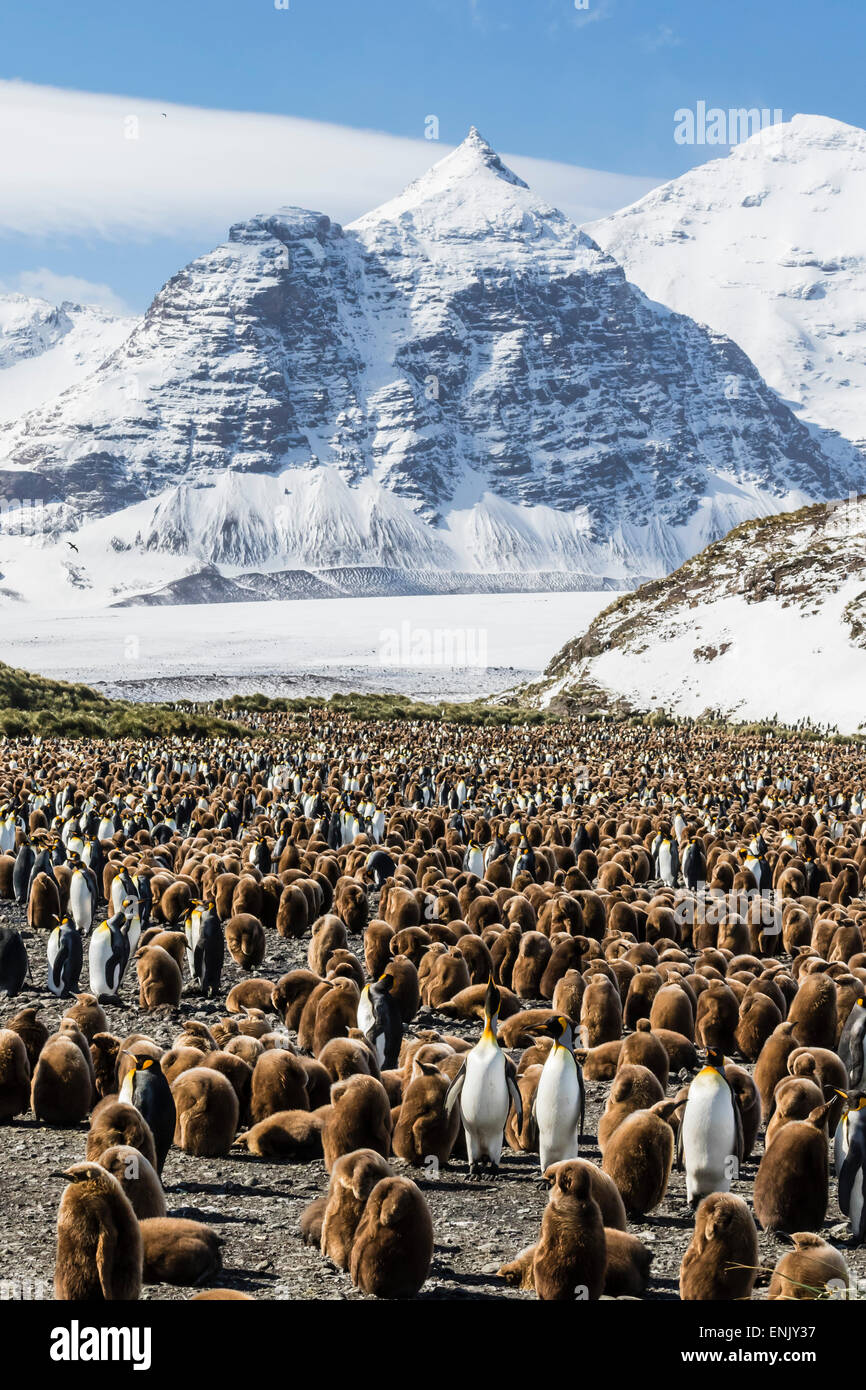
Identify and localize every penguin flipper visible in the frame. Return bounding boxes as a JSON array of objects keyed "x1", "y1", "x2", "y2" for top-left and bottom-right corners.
[
  {"x1": 838, "y1": 1132, "x2": 866, "y2": 1217},
  {"x1": 528, "y1": 1093, "x2": 539, "y2": 1146},
  {"x1": 51, "y1": 938, "x2": 68, "y2": 990},
  {"x1": 733, "y1": 1094, "x2": 744, "y2": 1165},
  {"x1": 675, "y1": 1109, "x2": 685, "y2": 1170},
  {"x1": 838, "y1": 1149, "x2": 857, "y2": 1217},
  {"x1": 193, "y1": 941, "x2": 205, "y2": 984},
  {"x1": 444, "y1": 1062, "x2": 466, "y2": 1118},
  {"x1": 850, "y1": 1025, "x2": 864, "y2": 1088},
  {"x1": 505, "y1": 1058, "x2": 523, "y2": 1130}
]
